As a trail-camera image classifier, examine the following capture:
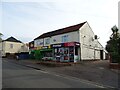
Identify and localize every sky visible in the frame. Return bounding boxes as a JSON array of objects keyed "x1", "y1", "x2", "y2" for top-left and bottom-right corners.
[{"x1": 0, "y1": 0, "x2": 119, "y2": 47}]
